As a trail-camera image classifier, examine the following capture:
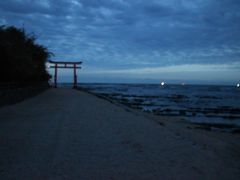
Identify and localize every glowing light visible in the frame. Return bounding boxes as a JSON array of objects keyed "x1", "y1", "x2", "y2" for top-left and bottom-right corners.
[
  {"x1": 237, "y1": 83, "x2": 240, "y2": 88},
  {"x1": 46, "y1": 62, "x2": 51, "y2": 68},
  {"x1": 181, "y1": 83, "x2": 185, "y2": 86},
  {"x1": 161, "y1": 81, "x2": 165, "y2": 86}
]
